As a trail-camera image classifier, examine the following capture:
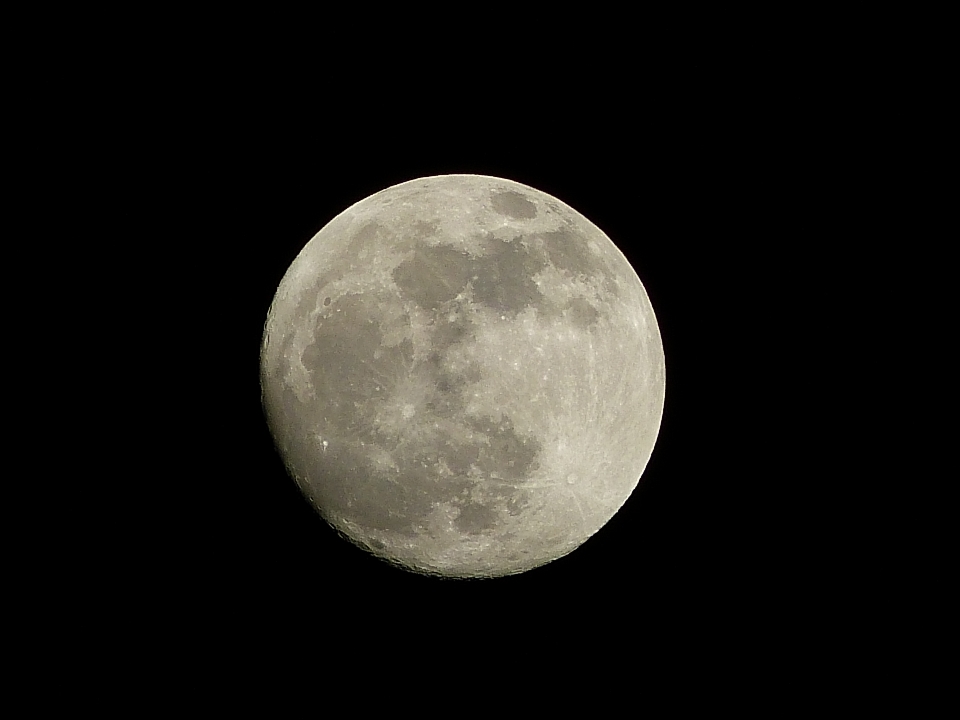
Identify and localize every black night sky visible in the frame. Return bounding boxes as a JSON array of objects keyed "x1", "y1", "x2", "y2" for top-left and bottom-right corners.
[{"x1": 155, "y1": 53, "x2": 838, "y2": 674}]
